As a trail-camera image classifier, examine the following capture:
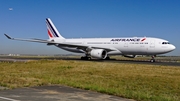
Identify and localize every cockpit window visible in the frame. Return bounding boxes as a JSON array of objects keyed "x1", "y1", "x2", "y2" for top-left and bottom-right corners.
[{"x1": 162, "y1": 42, "x2": 170, "y2": 44}]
